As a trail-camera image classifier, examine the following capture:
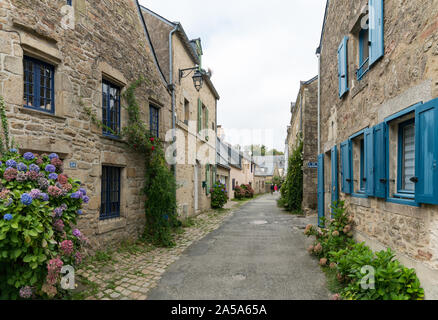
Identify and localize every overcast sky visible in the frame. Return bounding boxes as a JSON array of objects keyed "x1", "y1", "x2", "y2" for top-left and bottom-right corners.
[{"x1": 139, "y1": 0, "x2": 327, "y2": 151}]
